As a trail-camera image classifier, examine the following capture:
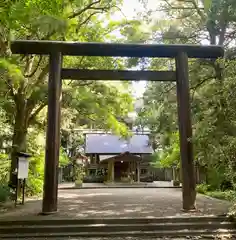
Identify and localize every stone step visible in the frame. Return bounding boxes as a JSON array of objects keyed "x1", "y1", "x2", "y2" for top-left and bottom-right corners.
[
  {"x1": 0, "y1": 221, "x2": 235, "y2": 234},
  {"x1": 1, "y1": 229, "x2": 236, "y2": 239},
  {"x1": 1, "y1": 216, "x2": 234, "y2": 239},
  {"x1": 0, "y1": 216, "x2": 229, "y2": 226}
]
